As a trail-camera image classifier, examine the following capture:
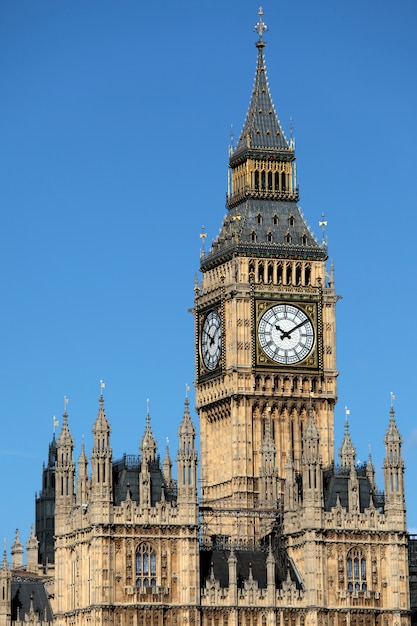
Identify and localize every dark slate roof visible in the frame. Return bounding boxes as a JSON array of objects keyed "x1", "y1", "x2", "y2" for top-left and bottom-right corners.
[
  {"x1": 323, "y1": 466, "x2": 382, "y2": 513},
  {"x1": 201, "y1": 199, "x2": 326, "y2": 271},
  {"x1": 232, "y1": 40, "x2": 290, "y2": 161},
  {"x1": 200, "y1": 547, "x2": 301, "y2": 590},
  {"x1": 112, "y1": 455, "x2": 177, "y2": 506},
  {"x1": 11, "y1": 573, "x2": 53, "y2": 622}
]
